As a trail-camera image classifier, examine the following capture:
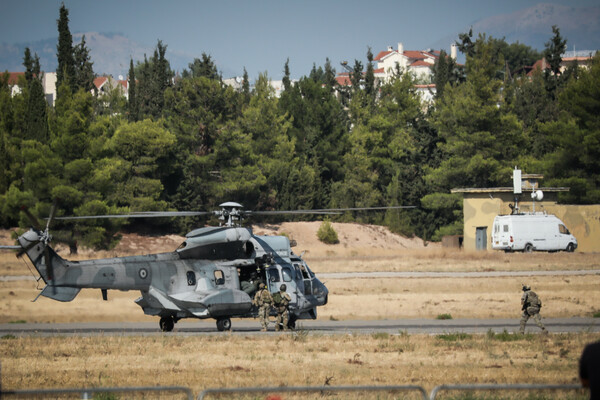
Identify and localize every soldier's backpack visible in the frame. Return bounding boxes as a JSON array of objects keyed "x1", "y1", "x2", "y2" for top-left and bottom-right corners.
[
  {"x1": 528, "y1": 291, "x2": 542, "y2": 308},
  {"x1": 272, "y1": 291, "x2": 282, "y2": 306}
]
